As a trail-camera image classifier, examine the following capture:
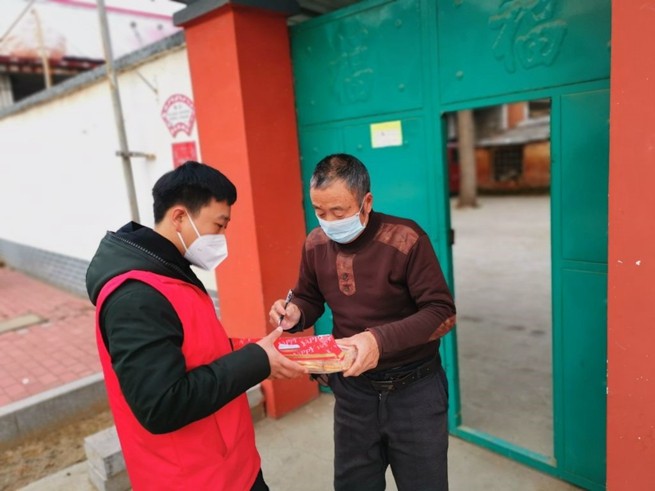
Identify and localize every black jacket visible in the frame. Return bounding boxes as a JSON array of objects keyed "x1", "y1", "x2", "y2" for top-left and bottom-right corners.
[{"x1": 86, "y1": 222, "x2": 269, "y2": 434}]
